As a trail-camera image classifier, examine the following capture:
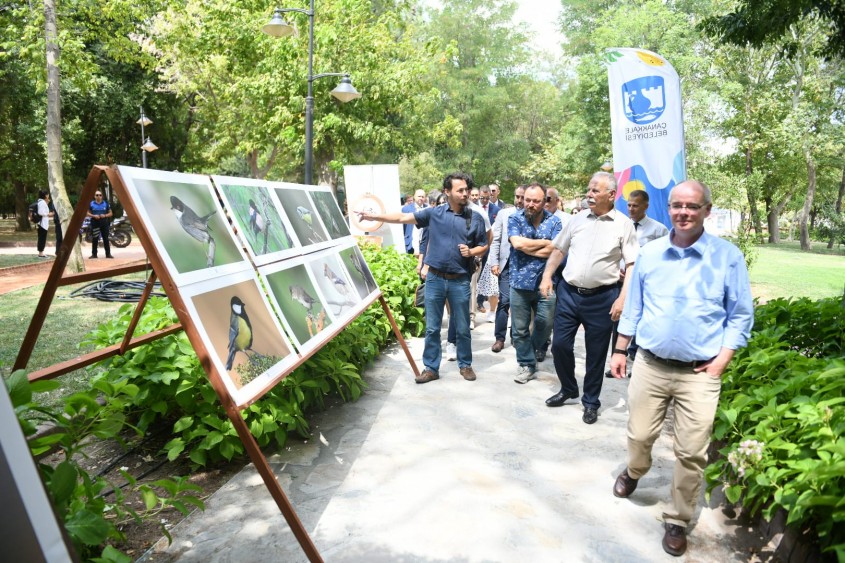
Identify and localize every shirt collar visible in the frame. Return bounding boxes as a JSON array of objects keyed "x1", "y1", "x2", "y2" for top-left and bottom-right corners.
[{"x1": 667, "y1": 228, "x2": 709, "y2": 257}]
